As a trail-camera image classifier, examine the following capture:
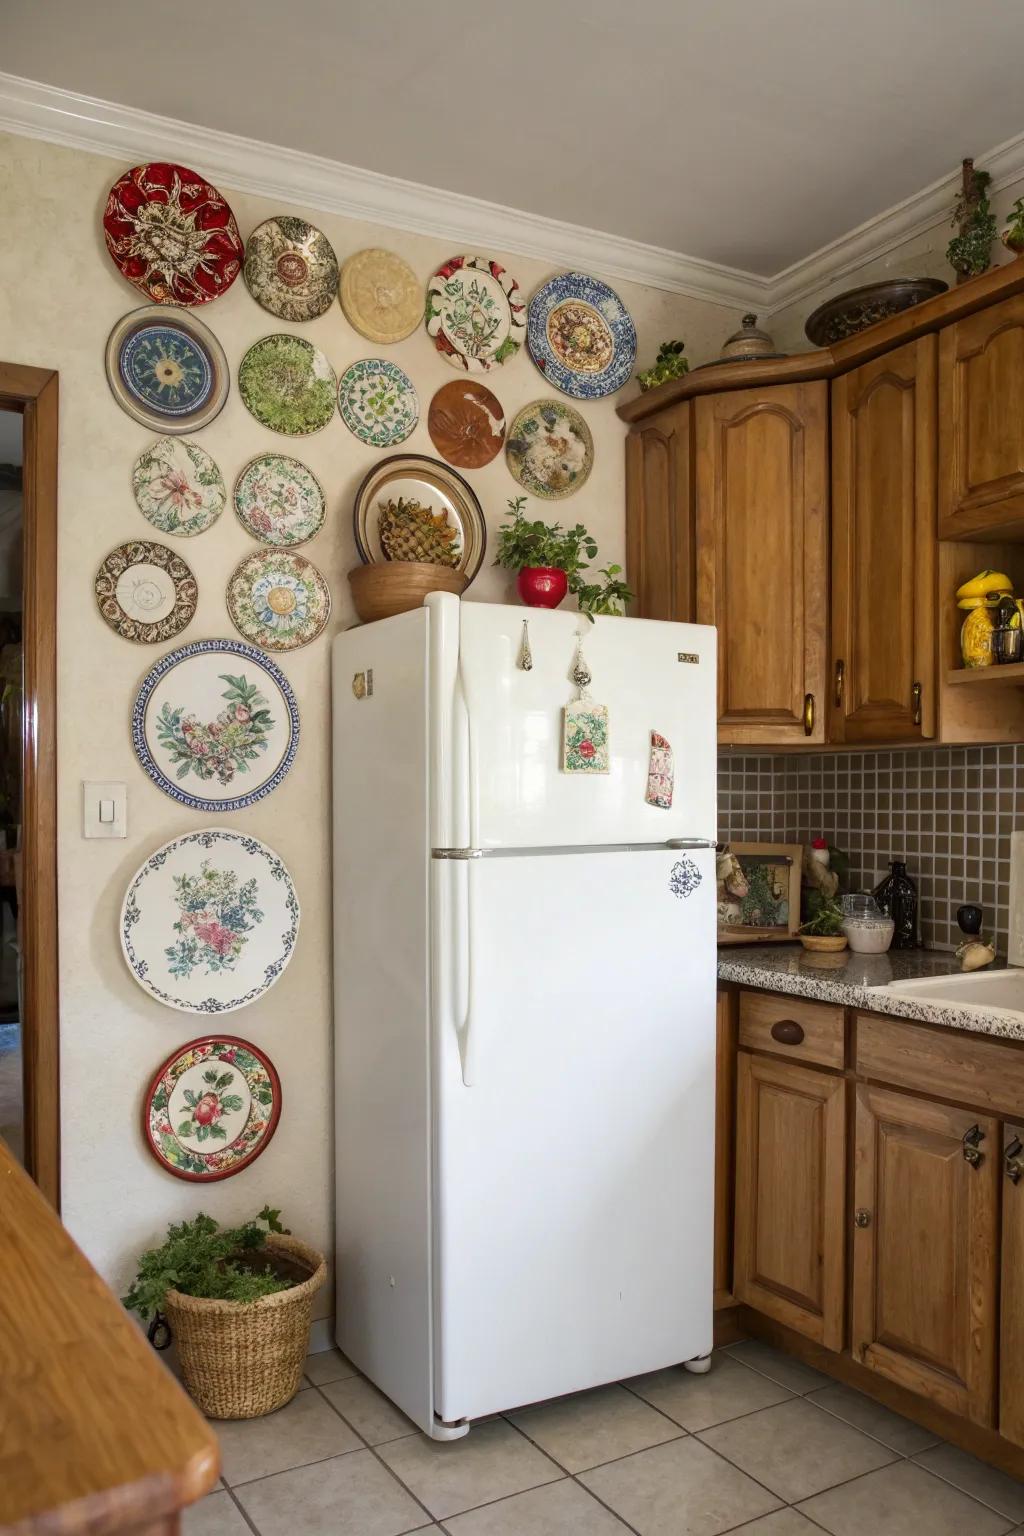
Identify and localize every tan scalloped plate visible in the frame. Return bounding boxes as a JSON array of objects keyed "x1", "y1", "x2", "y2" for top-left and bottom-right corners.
[{"x1": 340, "y1": 248, "x2": 421, "y2": 344}]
